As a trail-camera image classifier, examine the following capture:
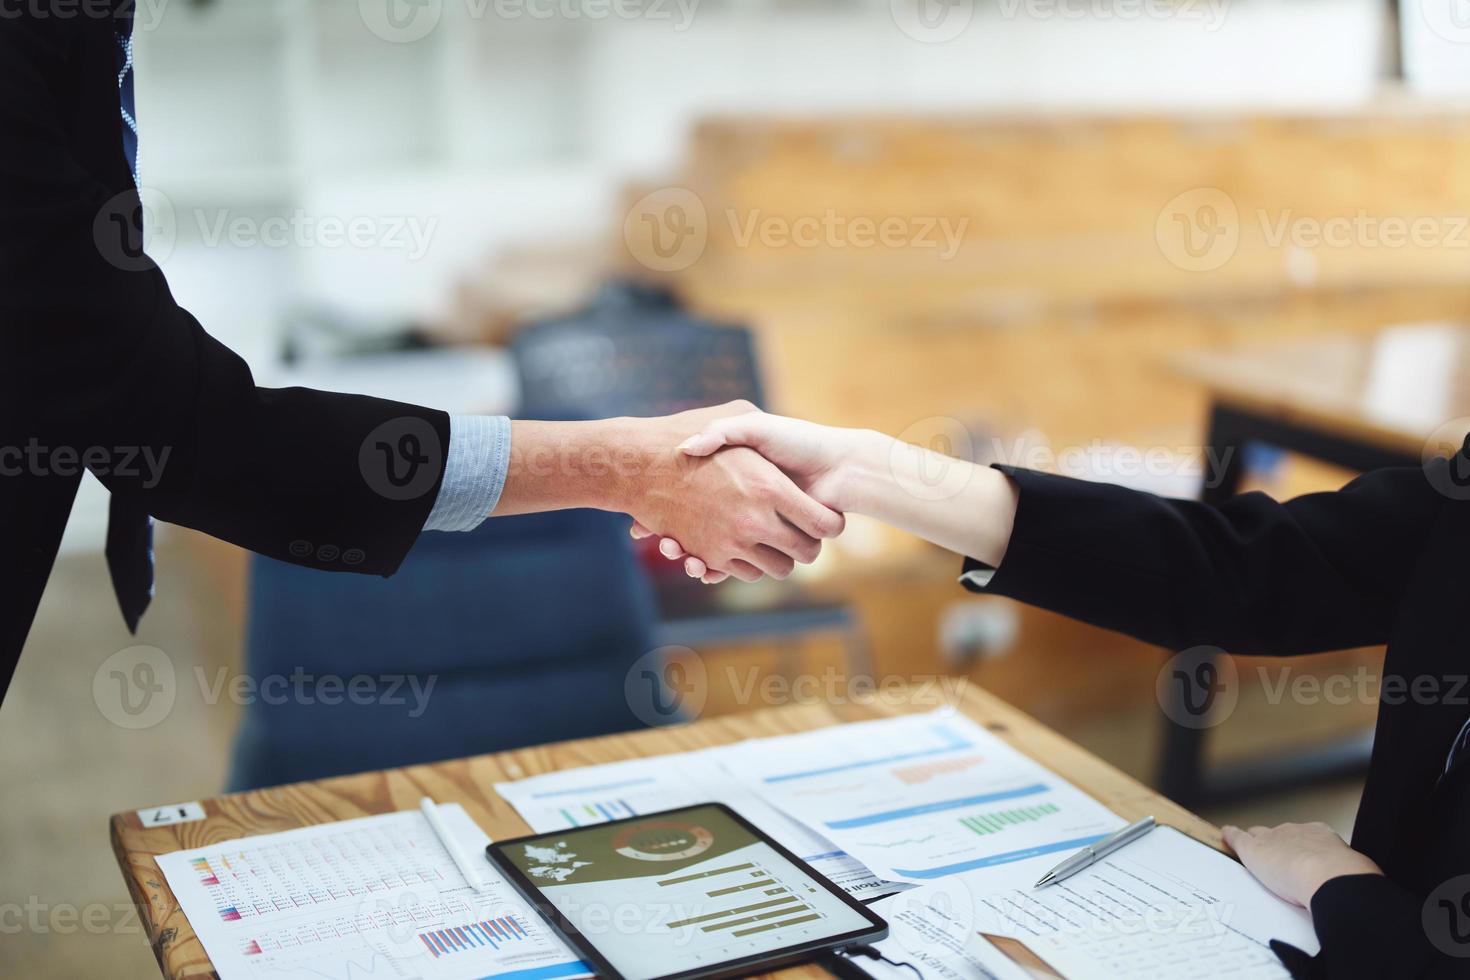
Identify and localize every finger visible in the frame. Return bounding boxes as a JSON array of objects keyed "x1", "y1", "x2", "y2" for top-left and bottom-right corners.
[
  {"x1": 684, "y1": 556, "x2": 708, "y2": 578},
  {"x1": 773, "y1": 472, "x2": 845, "y2": 540},
  {"x1": 723, "y1": 559, "x2": 764, "y2": 583},
  {"x1": 1221, "y1": 826, "x2": 1248, "y2": 857},
  {"x1": 629, "y1": 522, "x2": 654, "y2": 539},
  {"x1": 1248, "y1": 826, "x2": 1271, "y2": 837},
  {"x1": 701, "y1": 570, "x2": 731, "y2": 585},
  {"x1": 677, "y1": 412, "x2": 770, "y2": 457},
  {"x1": 767, "y1": 518, "x2": 823, "y2": 565},
  {"x1": 740, "y1": 544, "x2": 797, "y2": 580},
  {"x1": 659, "y1": 537, "x2": 687, "y2": 560}
]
